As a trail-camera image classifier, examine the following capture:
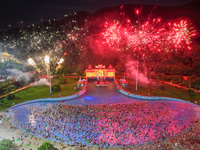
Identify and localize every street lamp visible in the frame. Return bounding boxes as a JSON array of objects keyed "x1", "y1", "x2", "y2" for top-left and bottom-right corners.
[
  {"x1": 28, "y1": 56, "x2": 64, "y2": 95},
  {"x1": 136, "y1": 61, "x2": 138, "y2": 92},
  {"x1": 44, "y1": 56, "x2": 52, "y2": 95},
  {"x1": 136, "y1": 9, "x2": 140, "y2": 92}
]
